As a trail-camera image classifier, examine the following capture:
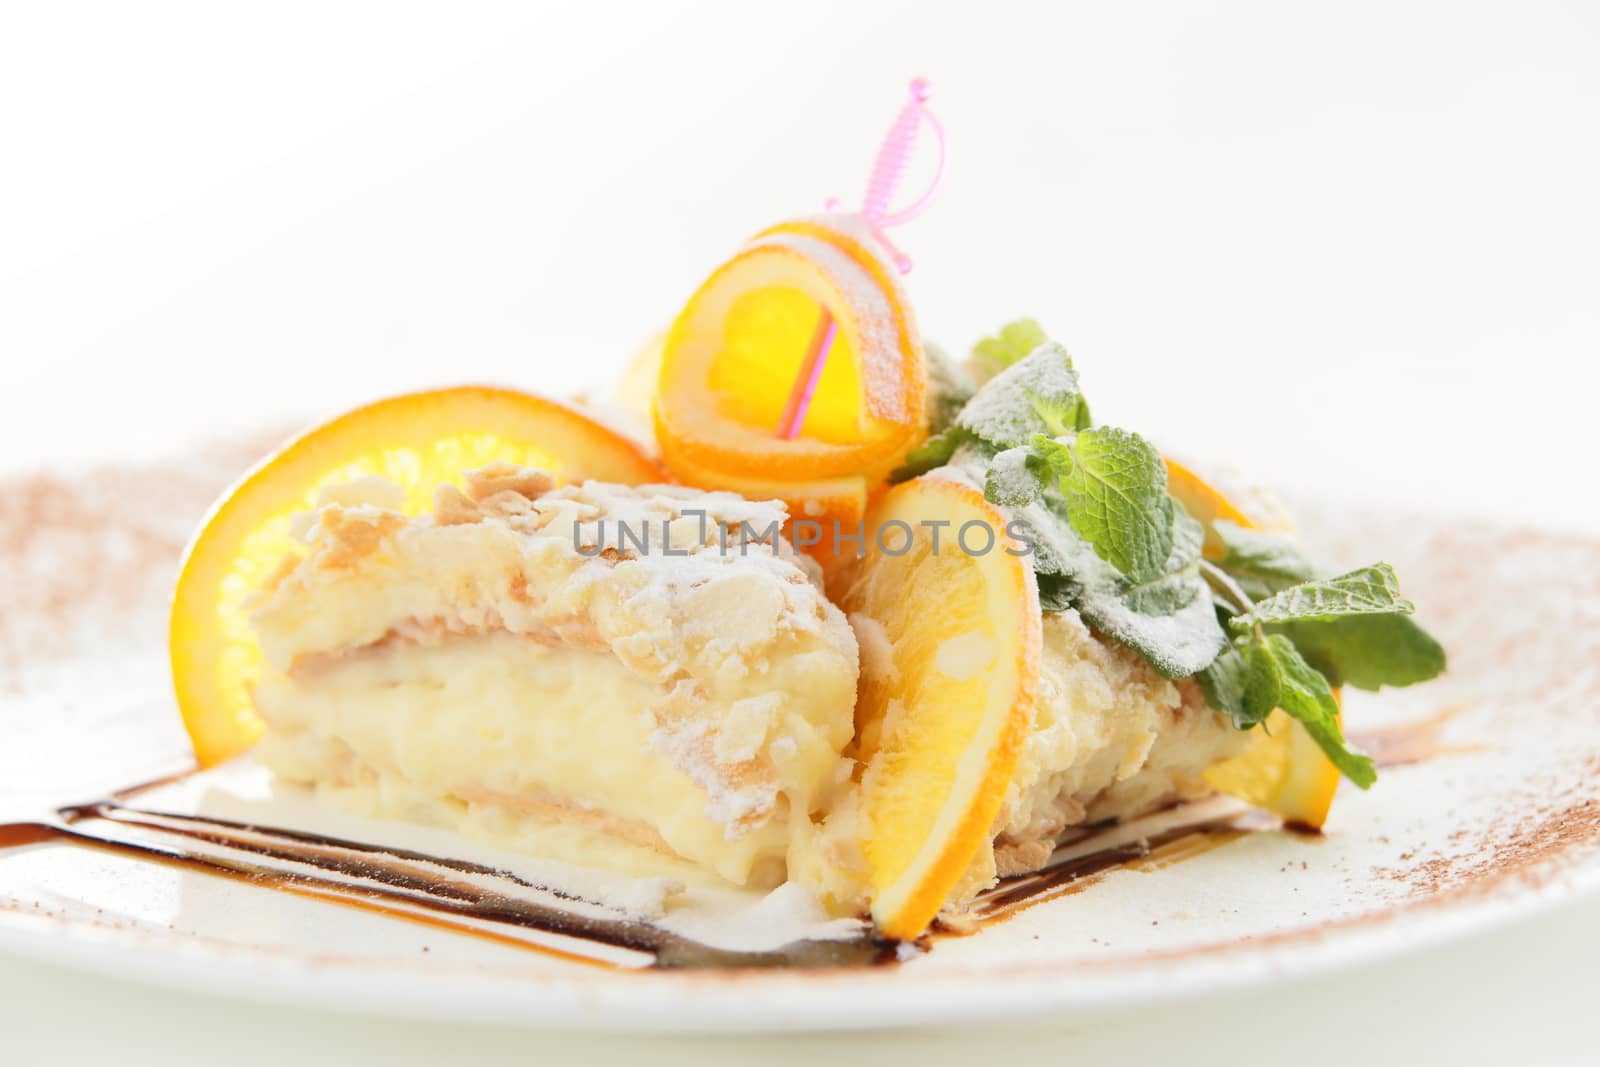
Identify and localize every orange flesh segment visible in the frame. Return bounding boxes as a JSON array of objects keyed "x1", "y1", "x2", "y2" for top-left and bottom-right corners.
[{"x1": 834, "y1": 476, "x2": 1040, "y2": 939}]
